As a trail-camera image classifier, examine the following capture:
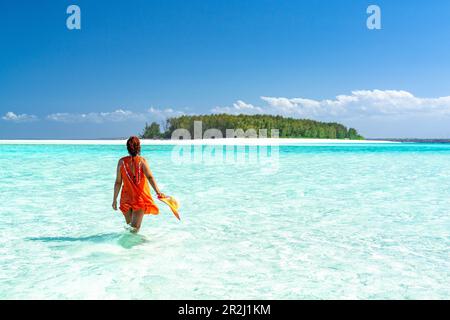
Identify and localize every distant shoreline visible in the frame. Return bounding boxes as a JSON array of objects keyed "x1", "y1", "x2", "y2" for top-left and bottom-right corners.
[
  {"x1": 368, "y1": 138, "x2": 450, "y2": 143},
  {"x1": 0, "y1": 138, "x2": 397, "y2": 145}
]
